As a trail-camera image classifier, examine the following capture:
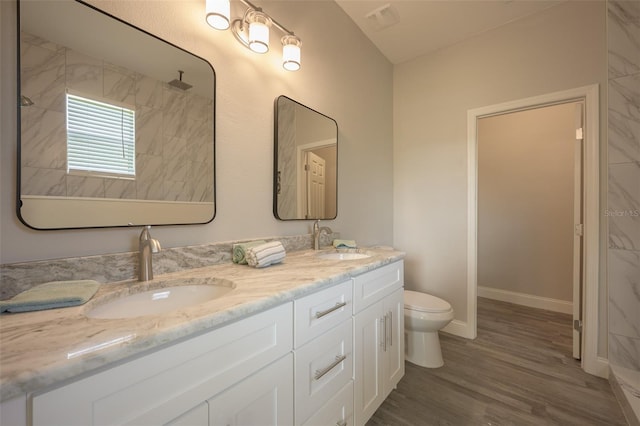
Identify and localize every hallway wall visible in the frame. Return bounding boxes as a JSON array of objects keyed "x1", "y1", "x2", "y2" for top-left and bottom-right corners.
[{"x1": 478, "y1": 104, "x2": 576, "y2": 308}]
